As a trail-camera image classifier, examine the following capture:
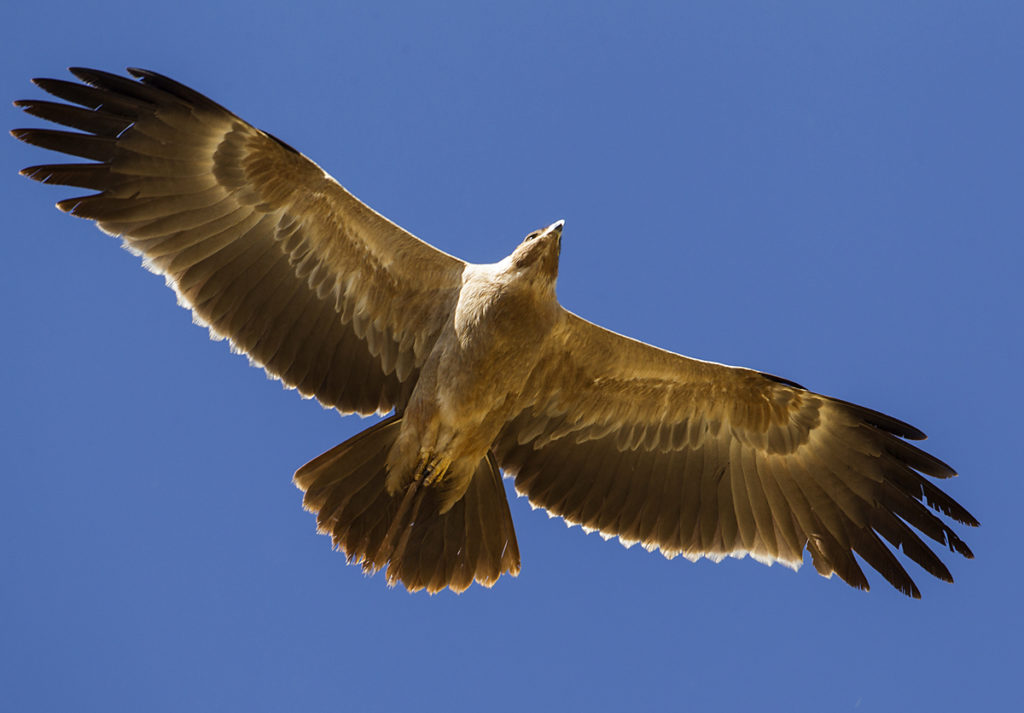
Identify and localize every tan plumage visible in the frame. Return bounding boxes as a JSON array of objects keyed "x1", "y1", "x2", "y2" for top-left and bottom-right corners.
[{"x1": 13, "y1": 67, "x2": 977, "y2": 597}]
